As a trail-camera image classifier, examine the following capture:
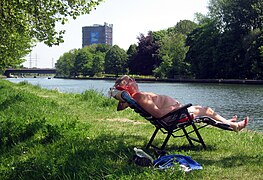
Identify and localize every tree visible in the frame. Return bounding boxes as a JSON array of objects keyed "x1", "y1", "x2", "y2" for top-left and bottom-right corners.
[
  {"x1": 91, "y1": 52, "x2": 105, "y2": 77},
  {"x1": 127, "y1": 44, "x2": 138, "y2": 74},
  {"x1": 206, "y1": 0, "x2": 263, "y2": 79},
  {"x1": 0, "y1": 0, "x2": 102, "y2": 69},
  {"x1": 0, "y1": 30, "x2": 32, "y2": 70},
  {"x1": 56, "y1": 44, "x2": 108, "y2": 77},
  {"x1": 104, "y1": 45, "x2": 128, "y2": 76},
  {"x1": 94, "y1": 44, "x2": 111, "y2": 54},
  {"x1": 186, "y1": 19, "x2": 220, "y2": 78},
  {"x1": 244, "y1": 31, "x2": 263, "y2": 79},
  {"x1": 153, "y1": 20, "x2": 196, "y2": 78},
  {"x1": 73, "y1": 48, "x2": 93, "y2": 76},
  {"x1": 215, "y1": 30, "x2": 244, "y2": 79},
  {"x1": 208, "y1": 0, "x2": 263, "y2": 33},
  {"x1": 74, "y1": 45, "x2": 107, "y2": 77},
  {"x1": 55, "y1": 49, "x2": 78, "y2": 77},
  {"x1": 131, "y1": 32, "x2": 160, "y2": 75},
  {"x1": 167, "y1": 20, "x2": 198, "y2": 36},
  {"x1": 90, "y1": 44, "x2": 110, "y2": 76},
  {"x1": 184, "y1": 0, "x2": 263, "y2": 79},
  {"x1": 152, "y1": 30, "x2": 167, "y2": 42},
  {"x1": 155, "y1": 32, "x2": 189, "y2": 78}
]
